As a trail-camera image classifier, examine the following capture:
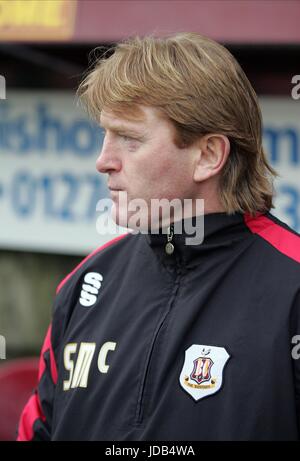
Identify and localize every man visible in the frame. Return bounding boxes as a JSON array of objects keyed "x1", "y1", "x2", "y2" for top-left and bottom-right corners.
[{"x1": 17, "y1": 33, "x2": 300, "y2": 441}]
